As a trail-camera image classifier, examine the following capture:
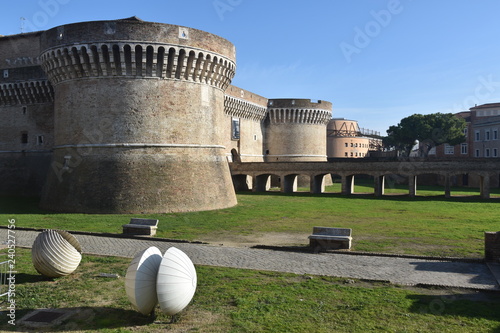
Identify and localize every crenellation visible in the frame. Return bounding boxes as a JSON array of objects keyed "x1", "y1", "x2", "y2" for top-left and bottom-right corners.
[
  {"x1": 0, "y1": 80, "x2": 53, "y2": 106},
  {"x1": 224, "y1": 95, "x2": 267, "y2": 121},
  {"x1": 41, "y1": 42, "x2": 235, "y2": 90}
]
